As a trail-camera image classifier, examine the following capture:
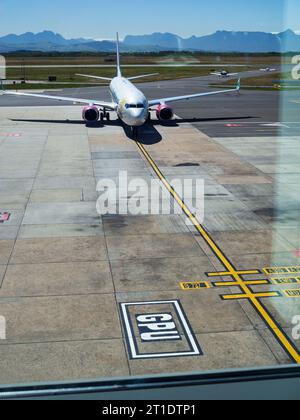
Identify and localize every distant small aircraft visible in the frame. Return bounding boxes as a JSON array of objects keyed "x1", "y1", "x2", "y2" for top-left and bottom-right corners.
[
  {"x1": 210, "y1": 70, "x2": 239, "y2": 77},
  {"x1": 1, "y1": 34, "x2": 240, "y2": 137},
  {"x1": 260, "y1": 67, "x2": 276, "y2": 72}
]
